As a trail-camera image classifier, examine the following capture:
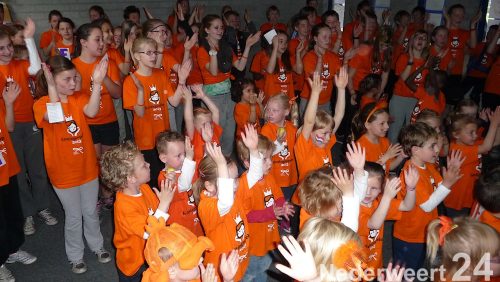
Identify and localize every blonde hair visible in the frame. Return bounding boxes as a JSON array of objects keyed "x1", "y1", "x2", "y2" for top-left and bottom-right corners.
[
  {"x1": 427, "y1": 217, "x2": 500, "y2": 282},
  {"x1": 236, "y1": 134, "x2": 274, "y2": 163},
  {"x1": 100, "y1": 141, "x2": 141, "y2": 192},
  {"x1": 313, "y1": 110, "x2": 335, "y2": 131},
  {"x1": 265, "y1": 93, "x2": 300, "y2": 127},
  {"x1": 132, "y1": 36, "x2": 157, "y2": 53},
  {"x1": 299, "y1": 168, "x2": 343, "y2": 217},
  {"x1": 192, "y1": 155, "x2": 234, "y2": 204},
  {"x1": 448, "y1": 114, "x2": 478, "y2": 140},
  {"x1": 298, "y1": 217, "x2": 362, "y2": 282}
]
